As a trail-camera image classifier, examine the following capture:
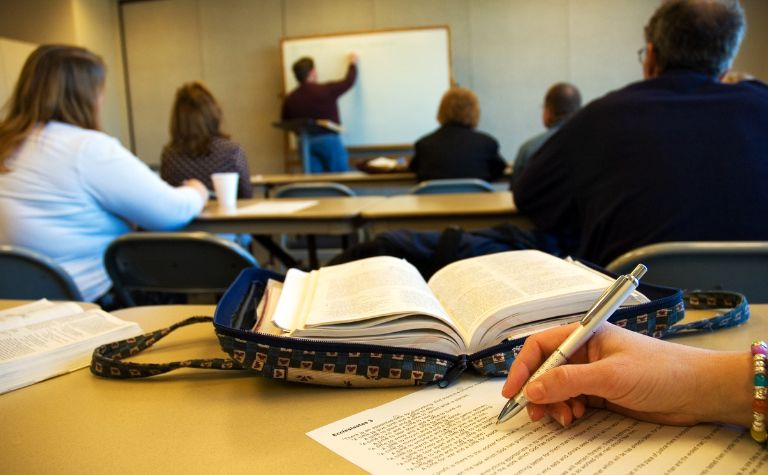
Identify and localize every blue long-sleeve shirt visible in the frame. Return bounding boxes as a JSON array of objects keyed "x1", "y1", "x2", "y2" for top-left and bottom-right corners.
[{"x1": 0, "y1": 121, "x2": 204, "y2": 300}]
